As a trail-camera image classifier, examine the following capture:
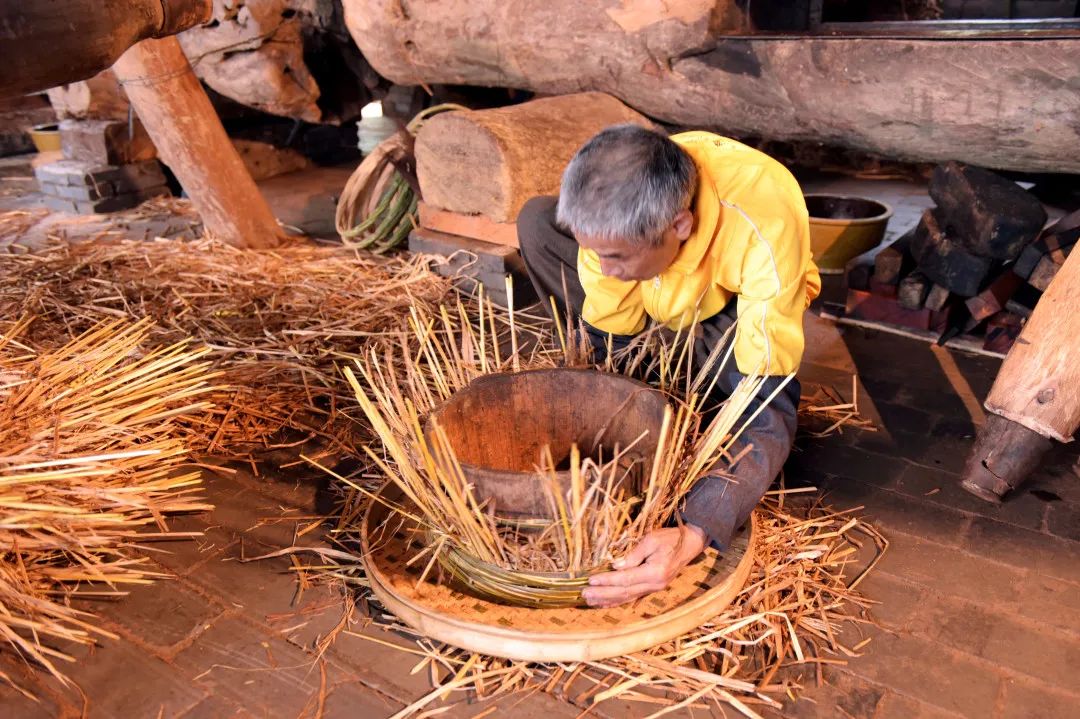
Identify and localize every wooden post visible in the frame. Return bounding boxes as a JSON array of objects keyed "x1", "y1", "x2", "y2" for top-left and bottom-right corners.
[
  {"x1": 960, "y1": 242, "x2": 1080, "y2": 501},
  {"x1": 112, "y1": 36, "x2": 285, "y2": 249}
]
